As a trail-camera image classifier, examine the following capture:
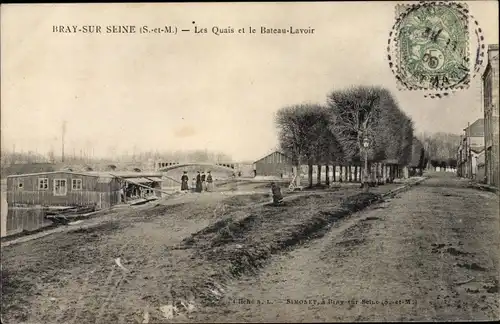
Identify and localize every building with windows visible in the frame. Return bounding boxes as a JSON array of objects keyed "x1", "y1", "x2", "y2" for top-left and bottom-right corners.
[
  {"x1": 483, "y1": 44, "x2": 499, "y2": 186},
  {"x1": 6, "y1": 171, "x2": 163, "y2": 209}
]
